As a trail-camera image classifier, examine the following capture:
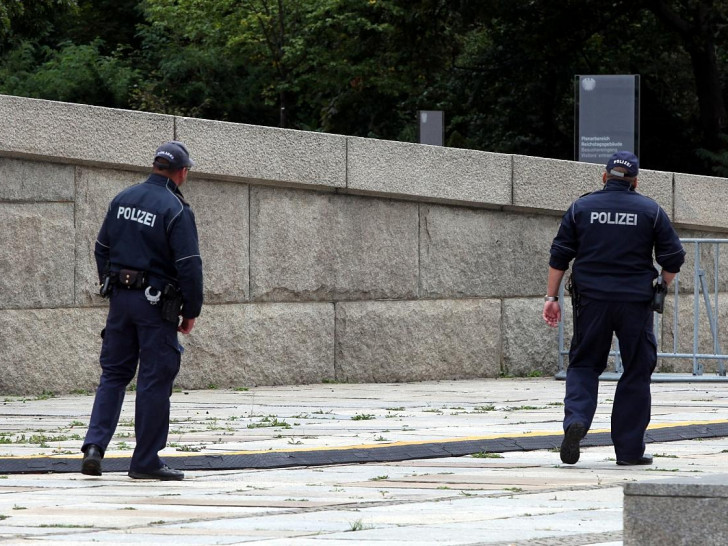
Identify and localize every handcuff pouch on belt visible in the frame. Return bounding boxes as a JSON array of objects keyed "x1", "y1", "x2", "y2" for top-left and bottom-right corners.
[
  {"x1": 100, "y1": 269, "x2": 147, "y2": 298},
  {"x1": 118, "y1": 269, "x2": 147, "y2": 289}
]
